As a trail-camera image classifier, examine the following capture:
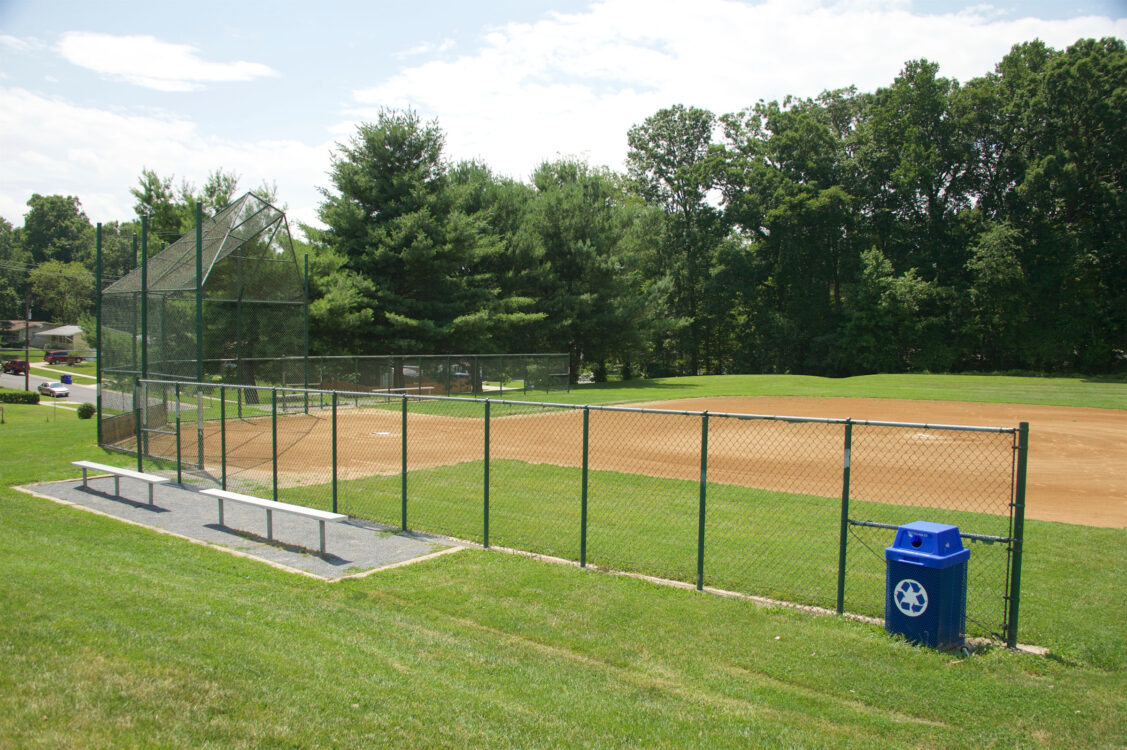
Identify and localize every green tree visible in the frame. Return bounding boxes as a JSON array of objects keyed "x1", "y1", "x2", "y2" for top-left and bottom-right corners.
[
  {"x1": 0, "y1": 218, "x2": 27, "y2": 320},
  {"x1": 627, "y1": 104, "x2": 722, "y2": 374},
  {"x1": 315, "y1": 110, "x2": 538, "y2": 354},
  {"x1": 965, "y1": 222, "x2": 1027, "y2": 369},
  {"x1": 520, "y1": 160, "x2": 646, "y2": 379},
  {"x1": 20, "y1": 194, "x2": 94, "y2": 266},
  {"x1": 28, "y1": 260, "x2": 94, "y2": 324}
]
